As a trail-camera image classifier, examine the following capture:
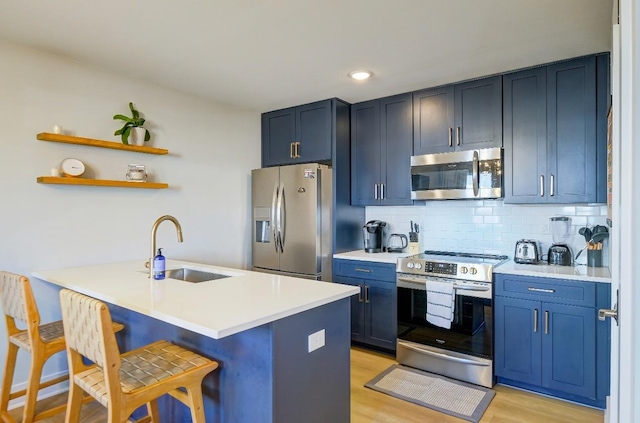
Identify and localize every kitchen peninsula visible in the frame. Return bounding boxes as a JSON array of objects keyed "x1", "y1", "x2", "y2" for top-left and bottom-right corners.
[{"x1": 33, "y1": 260, "x2": 358, "y2": 423}]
